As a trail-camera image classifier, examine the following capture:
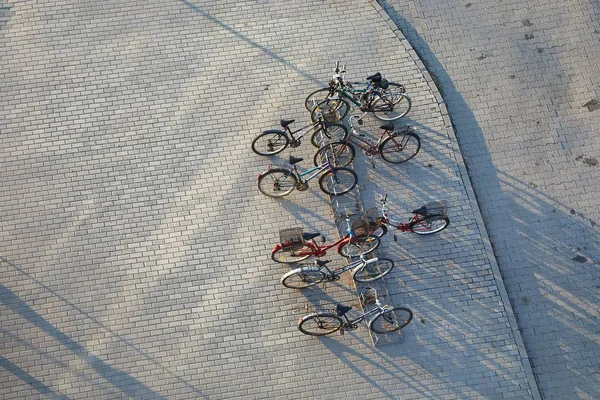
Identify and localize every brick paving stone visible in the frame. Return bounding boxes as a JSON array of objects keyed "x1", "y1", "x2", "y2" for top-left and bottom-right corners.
[
  {"x1": 379, "y1": 0, "x2": 600, "y2": 398},
  {"x1": 1, "y1": 0, "x2": 539, "y2": 398}
]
